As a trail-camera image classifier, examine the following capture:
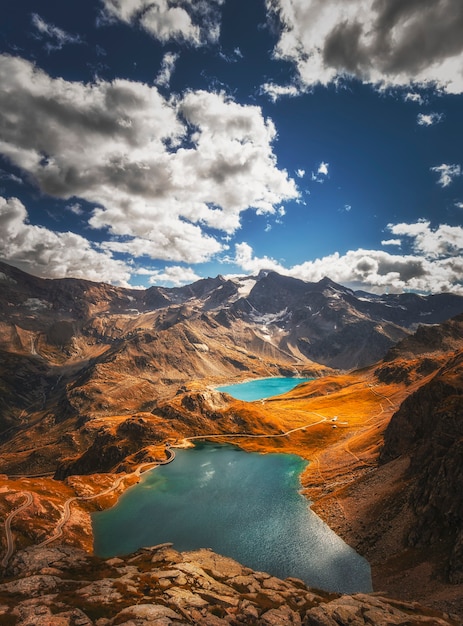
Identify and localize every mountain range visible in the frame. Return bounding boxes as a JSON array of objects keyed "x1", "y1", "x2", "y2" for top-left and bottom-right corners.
[{"x1": 1, "y1": 260, "x2": 463, "y2": 622}]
